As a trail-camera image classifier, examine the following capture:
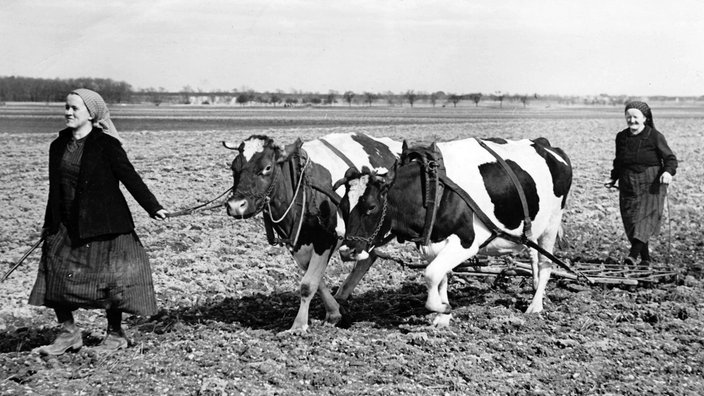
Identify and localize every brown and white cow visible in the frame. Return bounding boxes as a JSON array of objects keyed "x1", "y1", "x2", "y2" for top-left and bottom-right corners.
[
  {"x1": 337, "y1": 137, "x2": 572, "y2": 327},
  {"x1": 223, "y1": 133, "x2": 401, "y2": 333}
]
